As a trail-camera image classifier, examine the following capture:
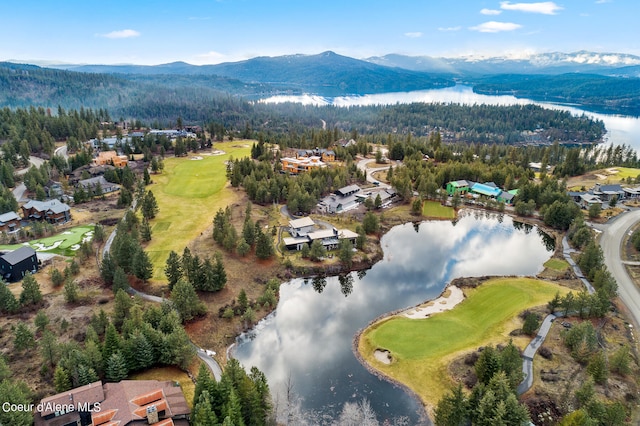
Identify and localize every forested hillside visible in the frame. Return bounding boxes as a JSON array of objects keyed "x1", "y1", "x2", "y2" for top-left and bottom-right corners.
[{"x1": 473, "y1": 73, "x2": 640, "y2": 116}]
